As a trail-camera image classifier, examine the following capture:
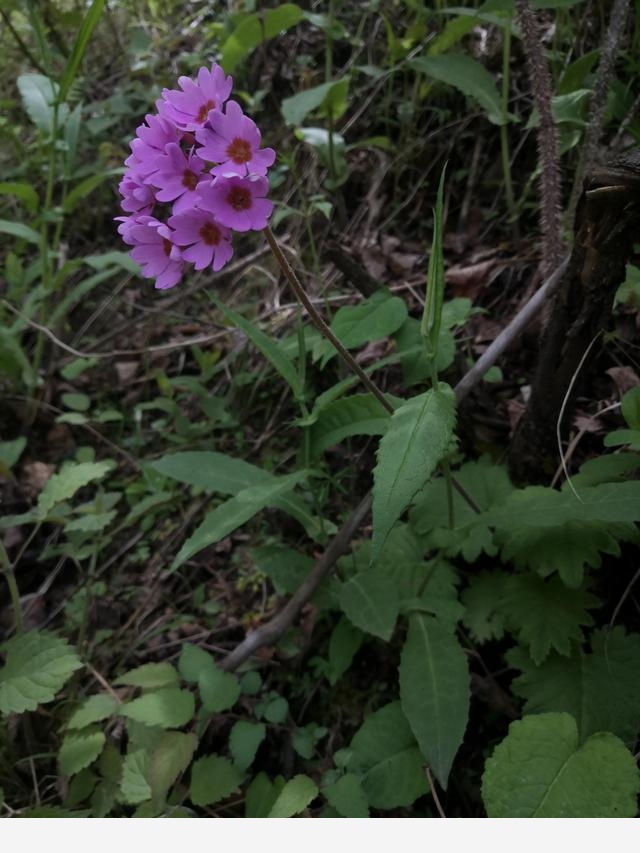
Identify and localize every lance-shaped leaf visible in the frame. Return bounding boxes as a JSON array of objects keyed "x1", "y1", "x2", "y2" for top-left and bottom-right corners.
[
  {"x1": 372, "y1": 385, "x2": 456, "y2": 563},
  {"x1": 399, "y1": 613, "x2": 469, "y2": 788}
]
